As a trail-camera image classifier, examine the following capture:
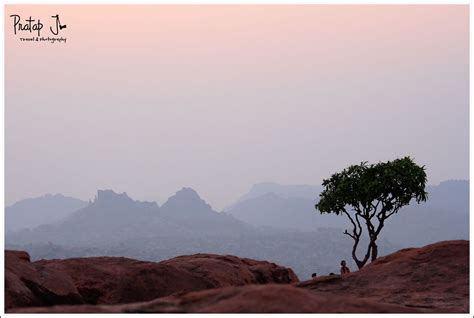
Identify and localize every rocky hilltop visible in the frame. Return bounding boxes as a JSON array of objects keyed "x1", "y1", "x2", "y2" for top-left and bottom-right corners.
[
  {"x1": 298, "y1": 240, "x2": 469, "y2": 312},
  {"x1": 7, "y1": 188, "x2": 251, "y2": 246},
  {"x1": 6, "y1": 251, "x2": 297, "y2": 311},
  {"x1": 7, "y1": 240, "x2": 469, "y2": 313}
]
